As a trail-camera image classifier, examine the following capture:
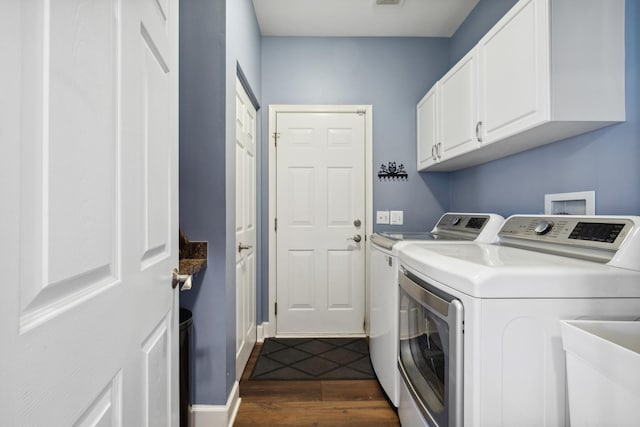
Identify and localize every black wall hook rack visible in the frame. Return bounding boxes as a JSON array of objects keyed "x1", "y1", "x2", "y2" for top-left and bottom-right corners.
[{"x1": 378, "y1": 162, "x2": 408, "y2": 181}]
